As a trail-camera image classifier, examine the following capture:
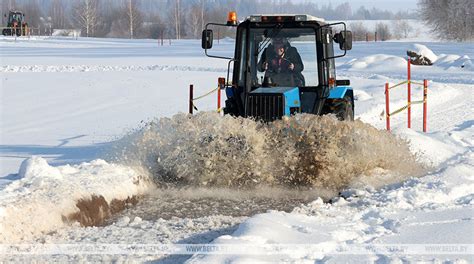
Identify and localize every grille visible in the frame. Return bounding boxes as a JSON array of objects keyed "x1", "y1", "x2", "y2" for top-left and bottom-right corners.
[{"x1": 246, "y1": 94, "x2": 285, "y2": 122}]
